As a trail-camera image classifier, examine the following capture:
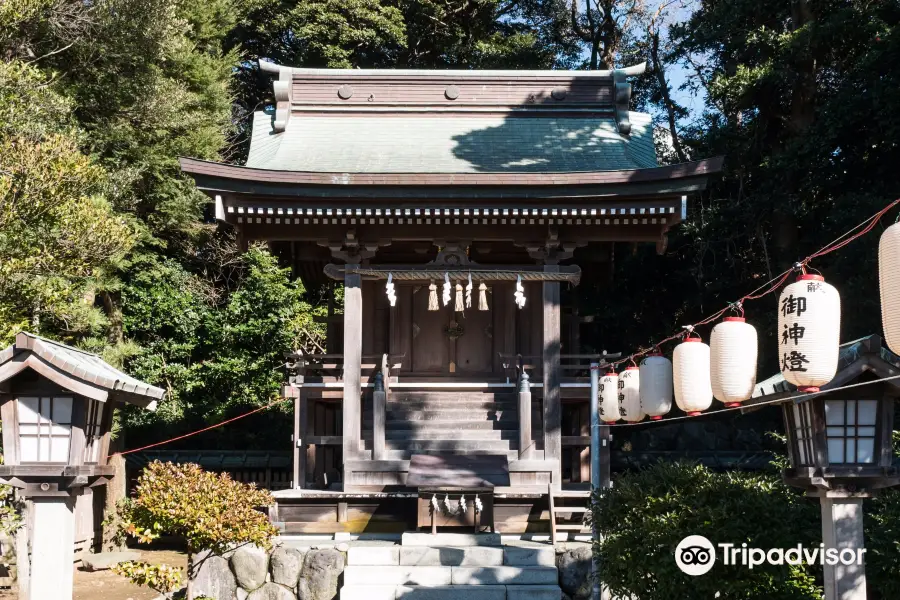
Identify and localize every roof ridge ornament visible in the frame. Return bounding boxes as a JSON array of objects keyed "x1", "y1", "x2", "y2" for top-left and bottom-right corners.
[
  {"x1": 260, "y1": 60, "x2": 293, "y2": 133},
  {"x1": 613, "y1": 62, "x2": 646, "y2": 136}
]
